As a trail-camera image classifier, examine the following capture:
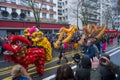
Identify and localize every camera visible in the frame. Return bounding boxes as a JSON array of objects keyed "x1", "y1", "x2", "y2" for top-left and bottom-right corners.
[
  {"x1": 72, "y1": 53, "x2": 82, "y2": 63},
  {"x1": 99, "y1": 58, "x2": 106, "y2": 63}
]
